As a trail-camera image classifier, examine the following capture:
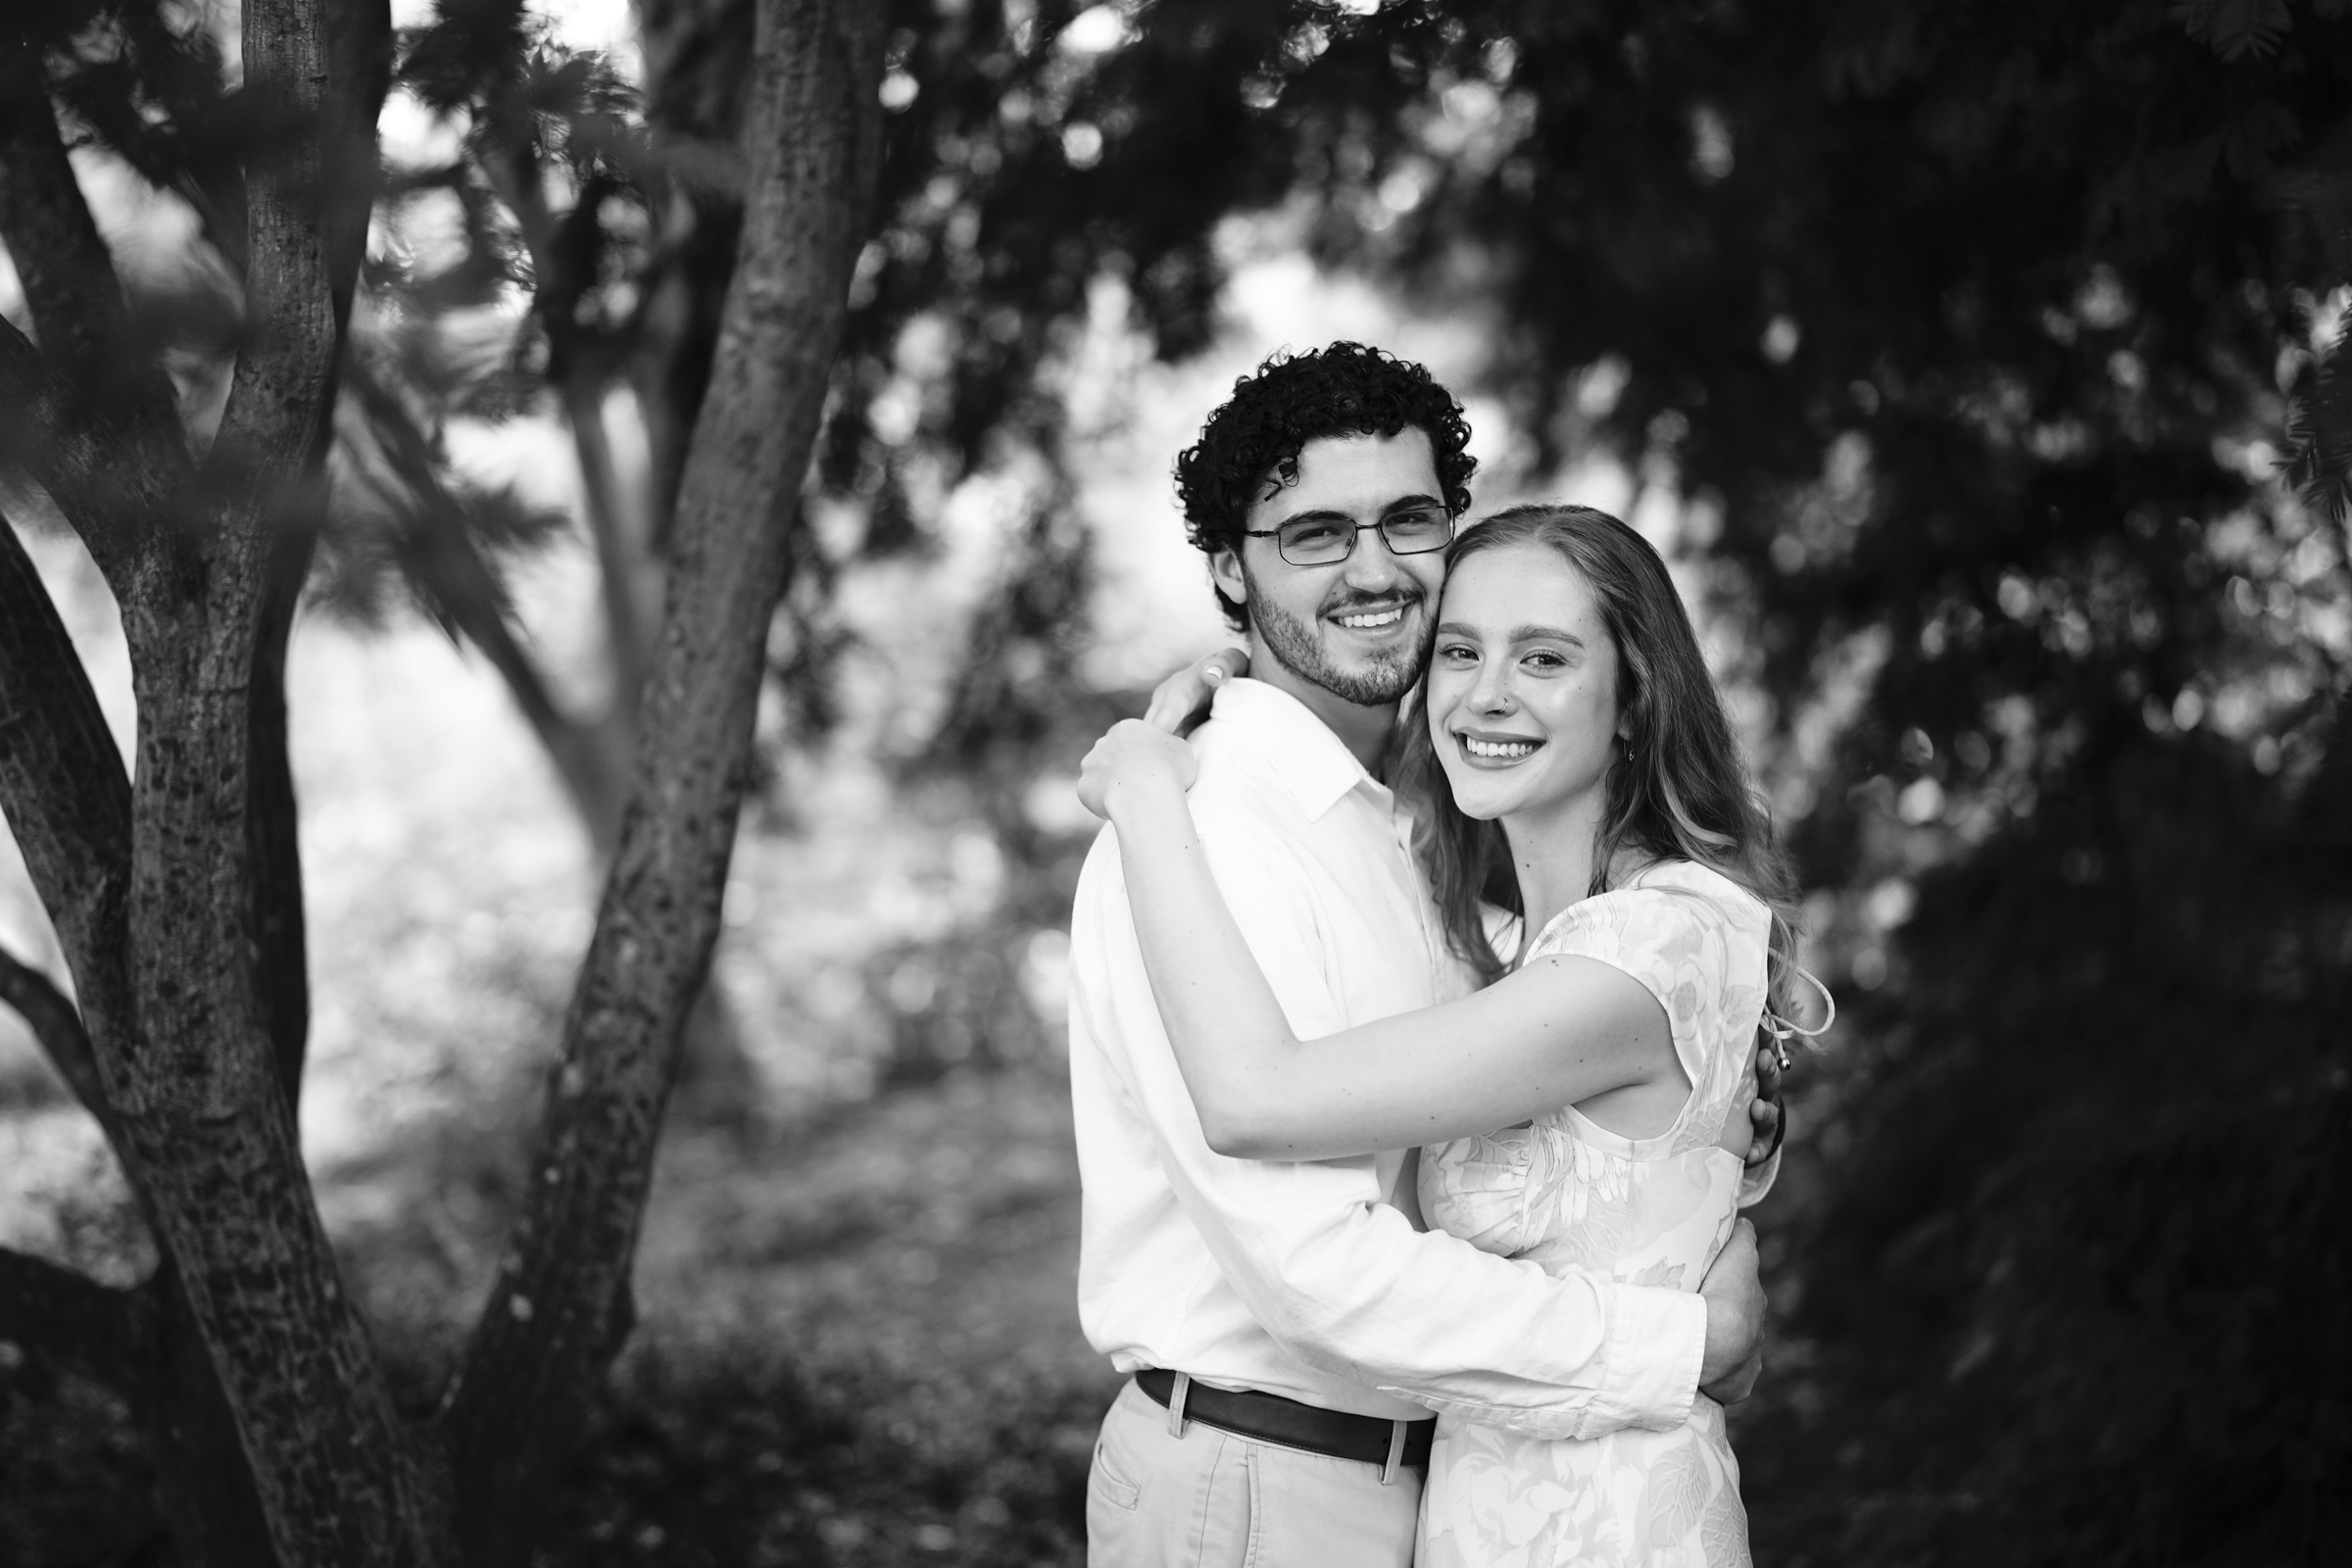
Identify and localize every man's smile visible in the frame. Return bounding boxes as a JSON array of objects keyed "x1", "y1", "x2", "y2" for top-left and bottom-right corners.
[{"x1": 1327, "y1": 598, "x2": 1418, "y2": 633}]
